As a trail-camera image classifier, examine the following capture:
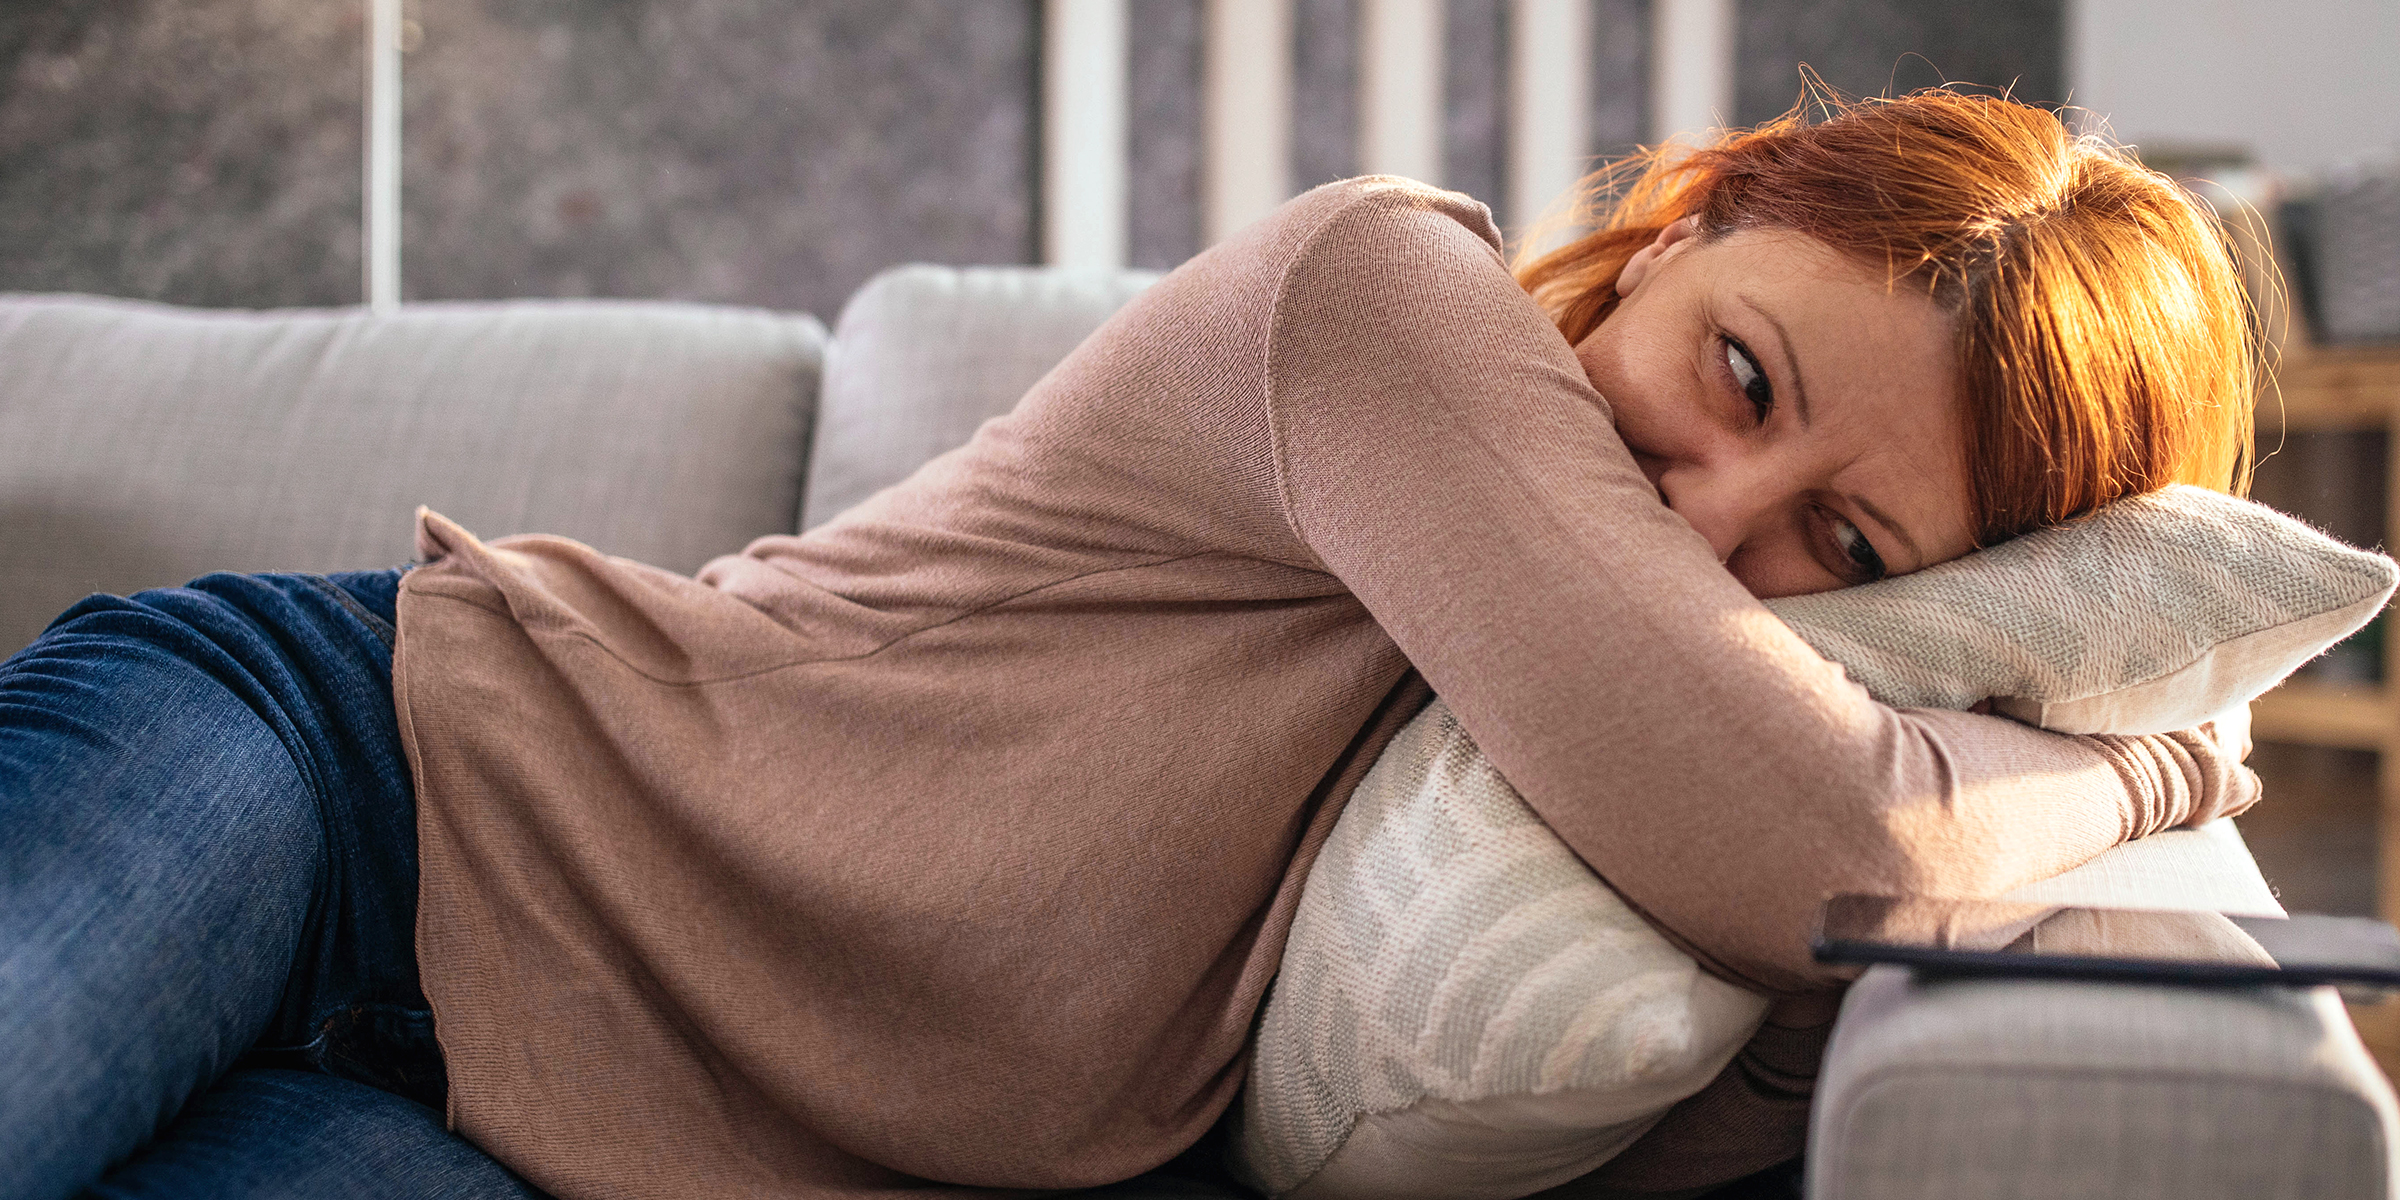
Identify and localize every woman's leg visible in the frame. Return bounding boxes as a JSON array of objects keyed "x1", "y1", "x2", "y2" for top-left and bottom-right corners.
[
  {"x1": 0, "y1": 570, "x2": 433, "y2": 1200},
  {"x1": 78, "y1": 1069, "x2": 542, "y2": 1200}
]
